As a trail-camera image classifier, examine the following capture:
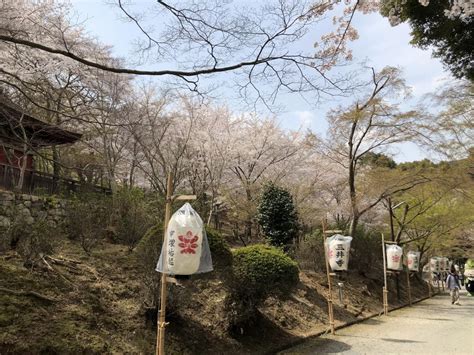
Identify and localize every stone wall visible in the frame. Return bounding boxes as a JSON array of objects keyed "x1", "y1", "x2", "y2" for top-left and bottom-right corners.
[{"x1": 0, "y1": 190, "x2": 67, "y2": 229}]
